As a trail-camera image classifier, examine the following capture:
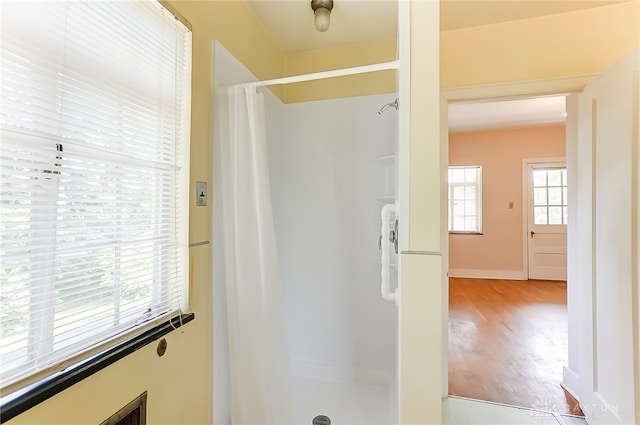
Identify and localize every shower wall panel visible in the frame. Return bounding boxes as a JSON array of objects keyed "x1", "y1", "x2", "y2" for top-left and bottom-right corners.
[
  {"x1": 269, "y1": 95, "x2": 398, "y2": 385},
  {"x1": 214, "y1": 40, "x2": 399, "y2": 424}
]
